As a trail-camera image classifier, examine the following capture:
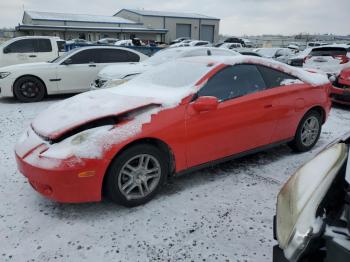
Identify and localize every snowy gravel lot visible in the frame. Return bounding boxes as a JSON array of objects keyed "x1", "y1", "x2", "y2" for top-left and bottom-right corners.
[{"x1": 0, "y1": 95, "x2": 349, "y2": 262}]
